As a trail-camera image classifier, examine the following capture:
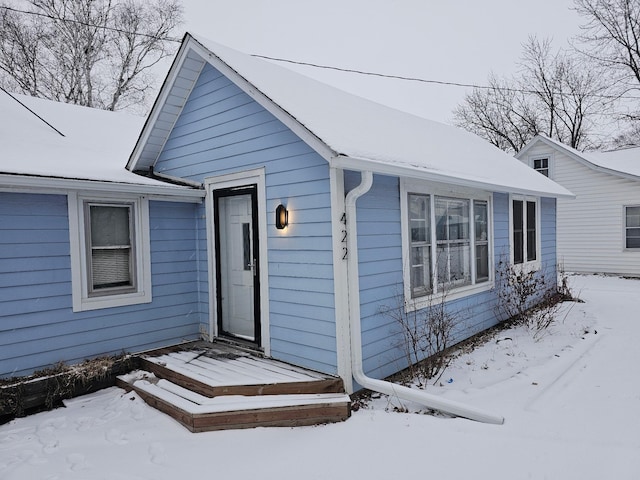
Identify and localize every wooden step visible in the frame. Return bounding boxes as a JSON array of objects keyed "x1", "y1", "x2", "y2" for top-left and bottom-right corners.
[
  {"x1": 117, "y1": 372, "x2": 351, "y2": 432},
  {"x1": 139, "y1": 350, "x2": 345, "y2": 397}
]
